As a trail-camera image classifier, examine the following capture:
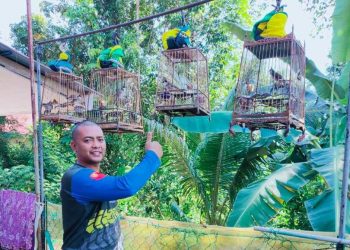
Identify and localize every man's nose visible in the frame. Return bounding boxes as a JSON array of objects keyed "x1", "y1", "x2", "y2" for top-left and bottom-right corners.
[{"x1": 92, "y1": 139, "x2": 101, "y2": 148}]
